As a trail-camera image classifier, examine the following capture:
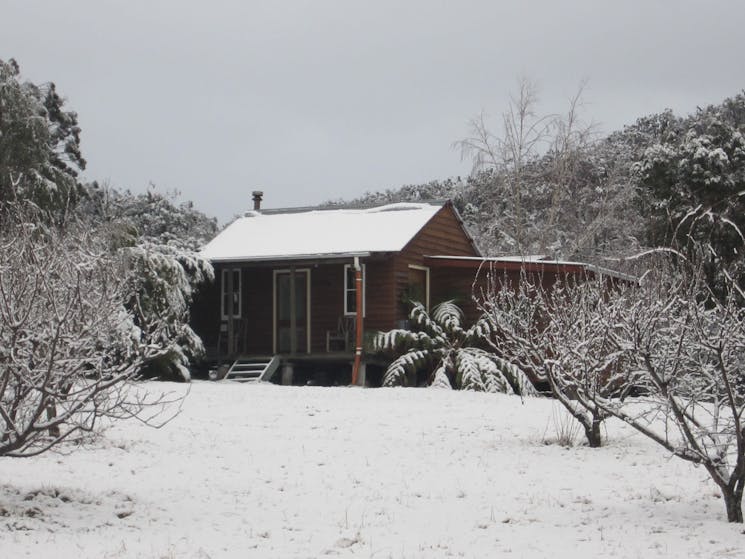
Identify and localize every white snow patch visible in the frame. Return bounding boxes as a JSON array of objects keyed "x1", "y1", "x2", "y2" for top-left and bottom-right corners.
[{"x1": 0, "y1": 382, "x2": 741, "y2": 558}]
